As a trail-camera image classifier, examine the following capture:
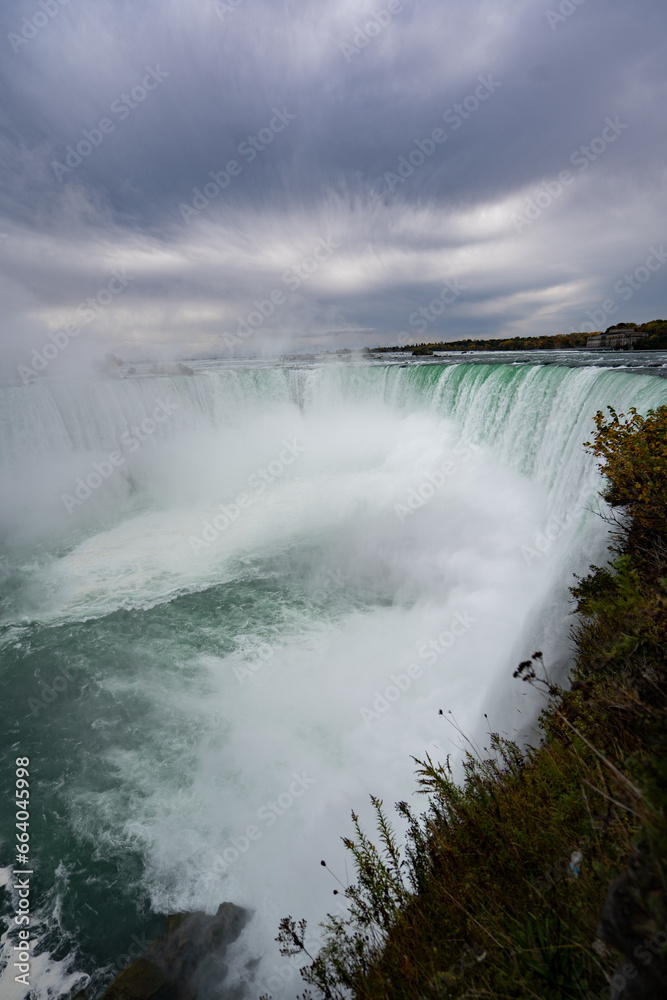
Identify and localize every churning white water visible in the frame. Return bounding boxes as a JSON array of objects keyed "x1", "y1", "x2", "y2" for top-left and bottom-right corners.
[{"x1": 1, "y1": 356, "x2": 666, "y2": 999}]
